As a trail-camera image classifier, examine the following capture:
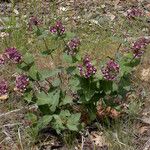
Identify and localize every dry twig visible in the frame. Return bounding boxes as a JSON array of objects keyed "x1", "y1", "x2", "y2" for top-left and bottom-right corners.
[
  {"x1": 0, "y1": 105, "x2": 38, "y2": 118},
  {"x1": 143, "y1": 138, "x2": 150, "y2": 150}
]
